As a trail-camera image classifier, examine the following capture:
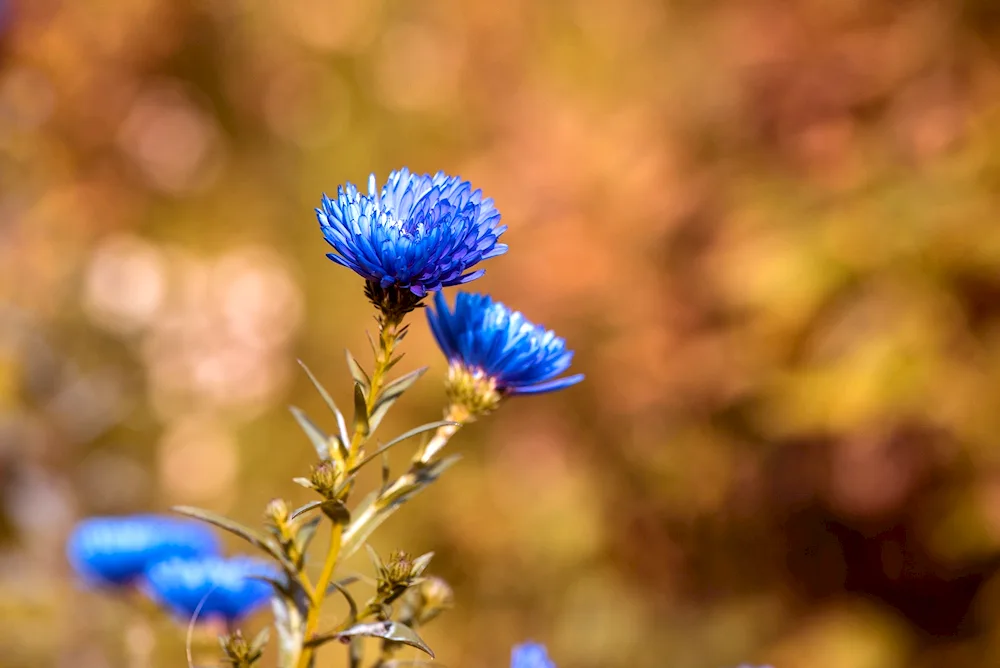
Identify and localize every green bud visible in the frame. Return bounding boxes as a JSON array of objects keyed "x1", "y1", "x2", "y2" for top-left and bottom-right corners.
[
  {"x1": 220, "y1": 628, "x2": 267, "y2": 667},
  {"x1": 264, "y1": 498, "x2": 289, "y2": 527},
  {"x1": 310, "y1": 461, "x2": 343, "y2": 499},
  {"x1": 414, "y1": 576, "x2": 454, "y2": 625}
]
